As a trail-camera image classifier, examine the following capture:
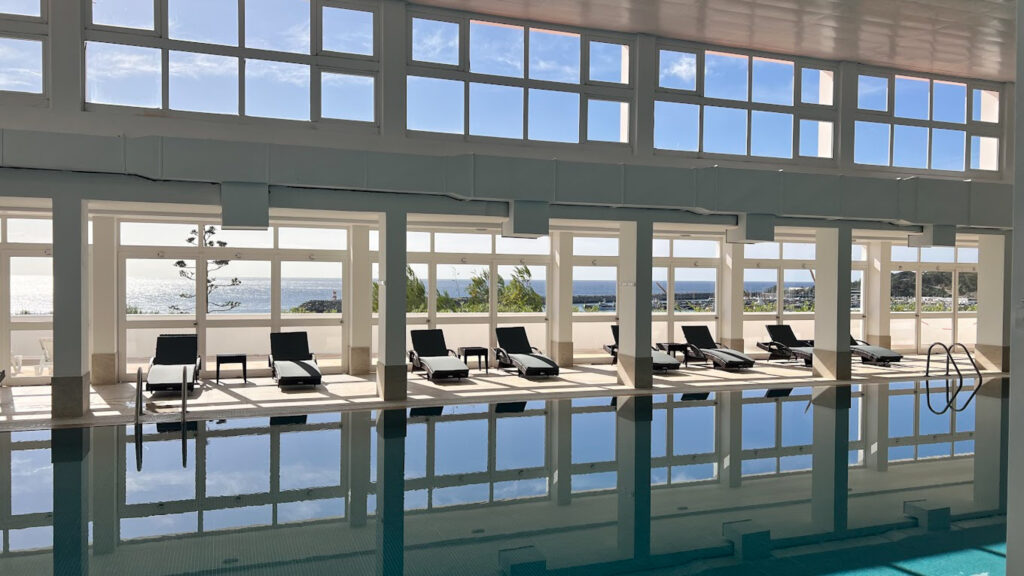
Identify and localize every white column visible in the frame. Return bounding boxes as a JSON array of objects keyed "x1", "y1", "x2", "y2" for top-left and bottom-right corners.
[
  {"x1": 632, "y1": 35, "x2": 656, "y2": 157},
  {"x1": 862, "y1": 384, "x2": 889, "y2": 471},
  {"x1": 550, "y1": 399, "x2": 572, "y2": 505},
  {"x1": 617, "y1": 221, "x2": 653, "y2": 389},
  {"x1": 811, "y1": 386, "x2": 850, "y2": 532},
  {"x1": 376, "y1": 211, "x2": 407, "y2": 400},
  {"x1": 1006, "y1": 0, "x2": 1024, "y2": 567},
  {"x1": 347, "y1": 225, "x2": 372, "y2": 374},
  {"x1": 90, "y1": 216, "x2": 117, "y2": 384},
  {"x1": 813, "y1": 227, "x2": 852, "y2": 380},
  {"x1": 549, "y1": 231, "x2": 574, "y2": 366},
  {"x1": 719, "y1": 243, "x2": 745, "y2": 351},
  {"x1": 344, "y1": 410, "x2": 371, "y2": 527},
  {"x1": 52, "y1": 194, "x2": 90, "y2": 418},
  {"x1": 976, "y1": 234, "x2": 1011, "y2": 371},
  {"x1": 718, "y1": 391, "x2": 742, "y2": 488},
  {"x1": 91, "y1": 426, "x2": 119, "y2": 554},
  {"x1": 864, "y1": 241, "x2": 892, "y2": 348}
]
